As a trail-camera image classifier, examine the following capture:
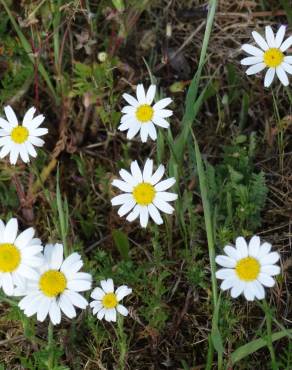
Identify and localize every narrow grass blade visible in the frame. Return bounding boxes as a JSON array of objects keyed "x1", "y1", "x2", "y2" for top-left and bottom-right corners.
[{"x1": 231, "y1": 329, "x2": 292, "y2": 364}]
